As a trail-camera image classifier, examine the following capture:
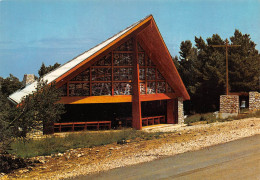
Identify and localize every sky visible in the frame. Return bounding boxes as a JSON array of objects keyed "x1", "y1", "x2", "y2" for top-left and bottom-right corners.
[{"x1": 0, "y1": 0, "x2": 259, "y2": 80}]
